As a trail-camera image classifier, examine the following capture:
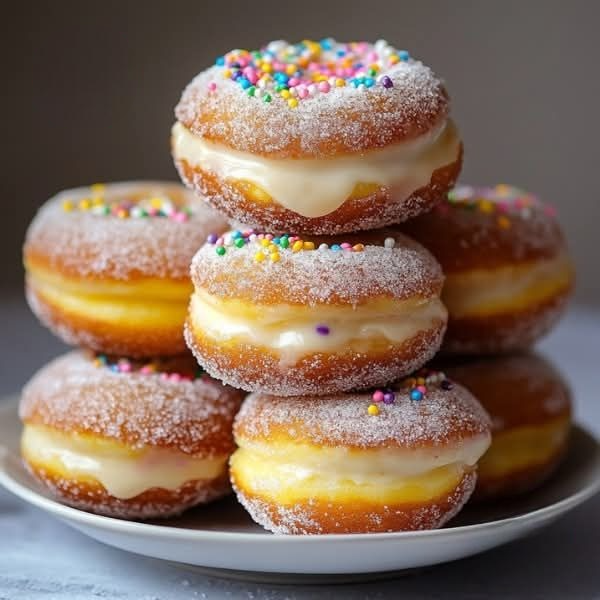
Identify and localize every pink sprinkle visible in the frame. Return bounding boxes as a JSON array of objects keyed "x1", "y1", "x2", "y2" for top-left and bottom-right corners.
[
  {"x1": 265, "y1": 233, "x2": 273, "y2": 240},
  {"x1": 417, "y1": 385, "x2": 427, "y2": 394},
  {"x1": 172, "y1": 212, "x2": 188, "y2": 223},
  {"x1": 119, "y1": 363, "x2": 132, "y2": 373},
  {"x1": 297, "y1": 87, "x2": 309, "y2": 99},
  {"x1": 216, "y1": 238, "x2": 224, "y2": 246},
  {"x1": 288, "y1": 77, "x2": 300, "y2": 87},
  {"x1": 249, "y1": 234, "x2": 257, "y2": 242},
  {"x1": 169, "y1": 373, "x2": 182, "y2": 382},
  {"x1": 140, "y1": 366, "x2": 153, "y2": 375},
  {"x1": 497, "y1": 202, "x2": 509, "y2": 213},
  {"x1": 372, "y1": 390, "x2": 385, "y2": 403},
  {"x1": 340, "y1": 242, "x2": 352, "y2": 249},
  {"x1": 160, "y1": 373, "x2": 169, "y2": 381},
  {"x1": 208, "y1": 82, "x2": 217, "y2": 92},
  {"x1": 318, "y1": 81, "x2": 331, "y2": 93}
]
